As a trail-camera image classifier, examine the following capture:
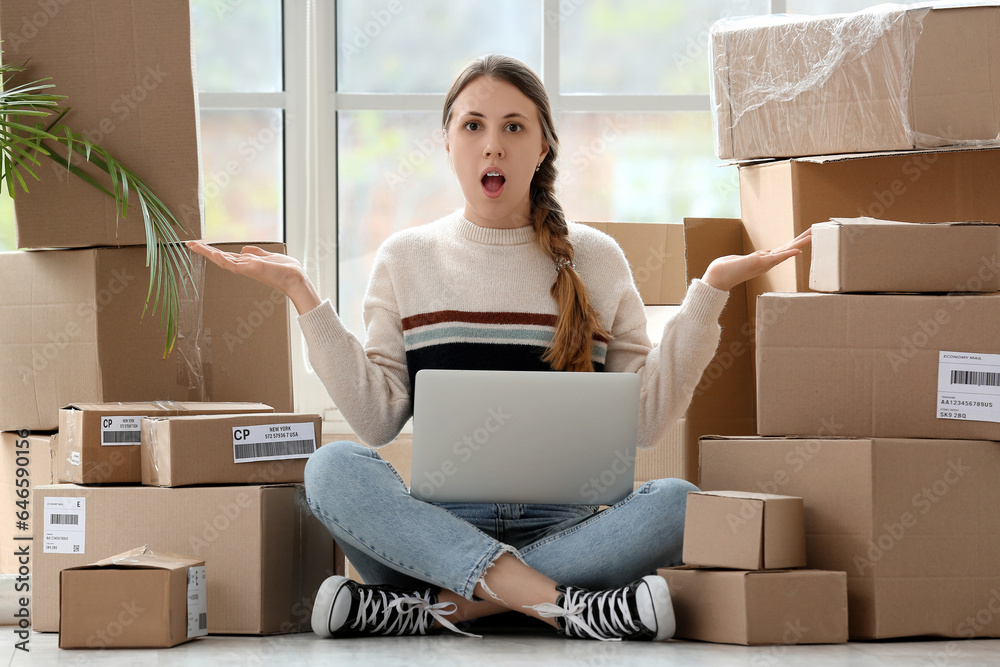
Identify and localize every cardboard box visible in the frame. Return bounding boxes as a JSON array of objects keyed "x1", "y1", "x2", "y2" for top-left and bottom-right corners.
[
  {"x1": 700, "y1": 436, "x2": 1000, "y2": 639},
  {"x1": 580, "y1": 222, "x2": 687, "y2": 305},
  {"x1": 59, "y1": 547, "x2": 207, "y2": 649},
  {"x1": 739, "y1": 146, "x2": 1000, "y2": 329},
  {"x1": 142, "y1": 413, "x2": 322, "y2": 487},
  {"x1": 0, "y1": 432, "x2": 55, "y2": 574},
  {"x1": 58, "y1": 402, "x2": 273, "y2": 485},
  {"x1": 712, "y1": 5, "x2": 1000, "y2": 160},
  {"x1": 0, "y1": 243, "x2": 293, "y2": 431},
  {"x1": 809, "y1": 218, "x2": 1000, "y2": 293},
  {"x1": 756, "y1": 292, "x2": 1000, "y2": 440},
  {"x1": 659, "y1": 567, "x2": 848, "y2": 645},
  {"x1": 623, "y1": 219, "x2": 756, "y2": 483},
  {"x1": 33, "y1": 483, "x2": 338, "y2": 634},
  {"x1": 682, "y1": 491, "x2": 806, "y2": 570},
  {"x1": 0, "y1": 0, "x2": 202, "y2": 248}
]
